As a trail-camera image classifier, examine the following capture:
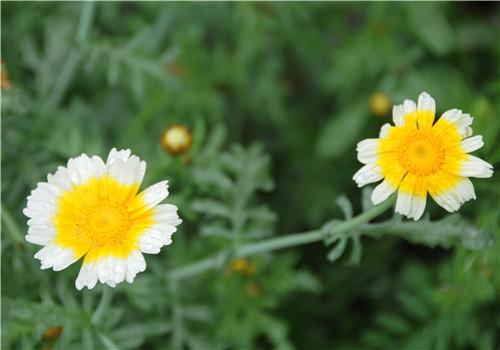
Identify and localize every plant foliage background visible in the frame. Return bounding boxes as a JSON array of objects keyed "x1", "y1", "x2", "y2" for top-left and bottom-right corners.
[{"x1": 2, "y1": 2, "x2": 500, "y2": 349}]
